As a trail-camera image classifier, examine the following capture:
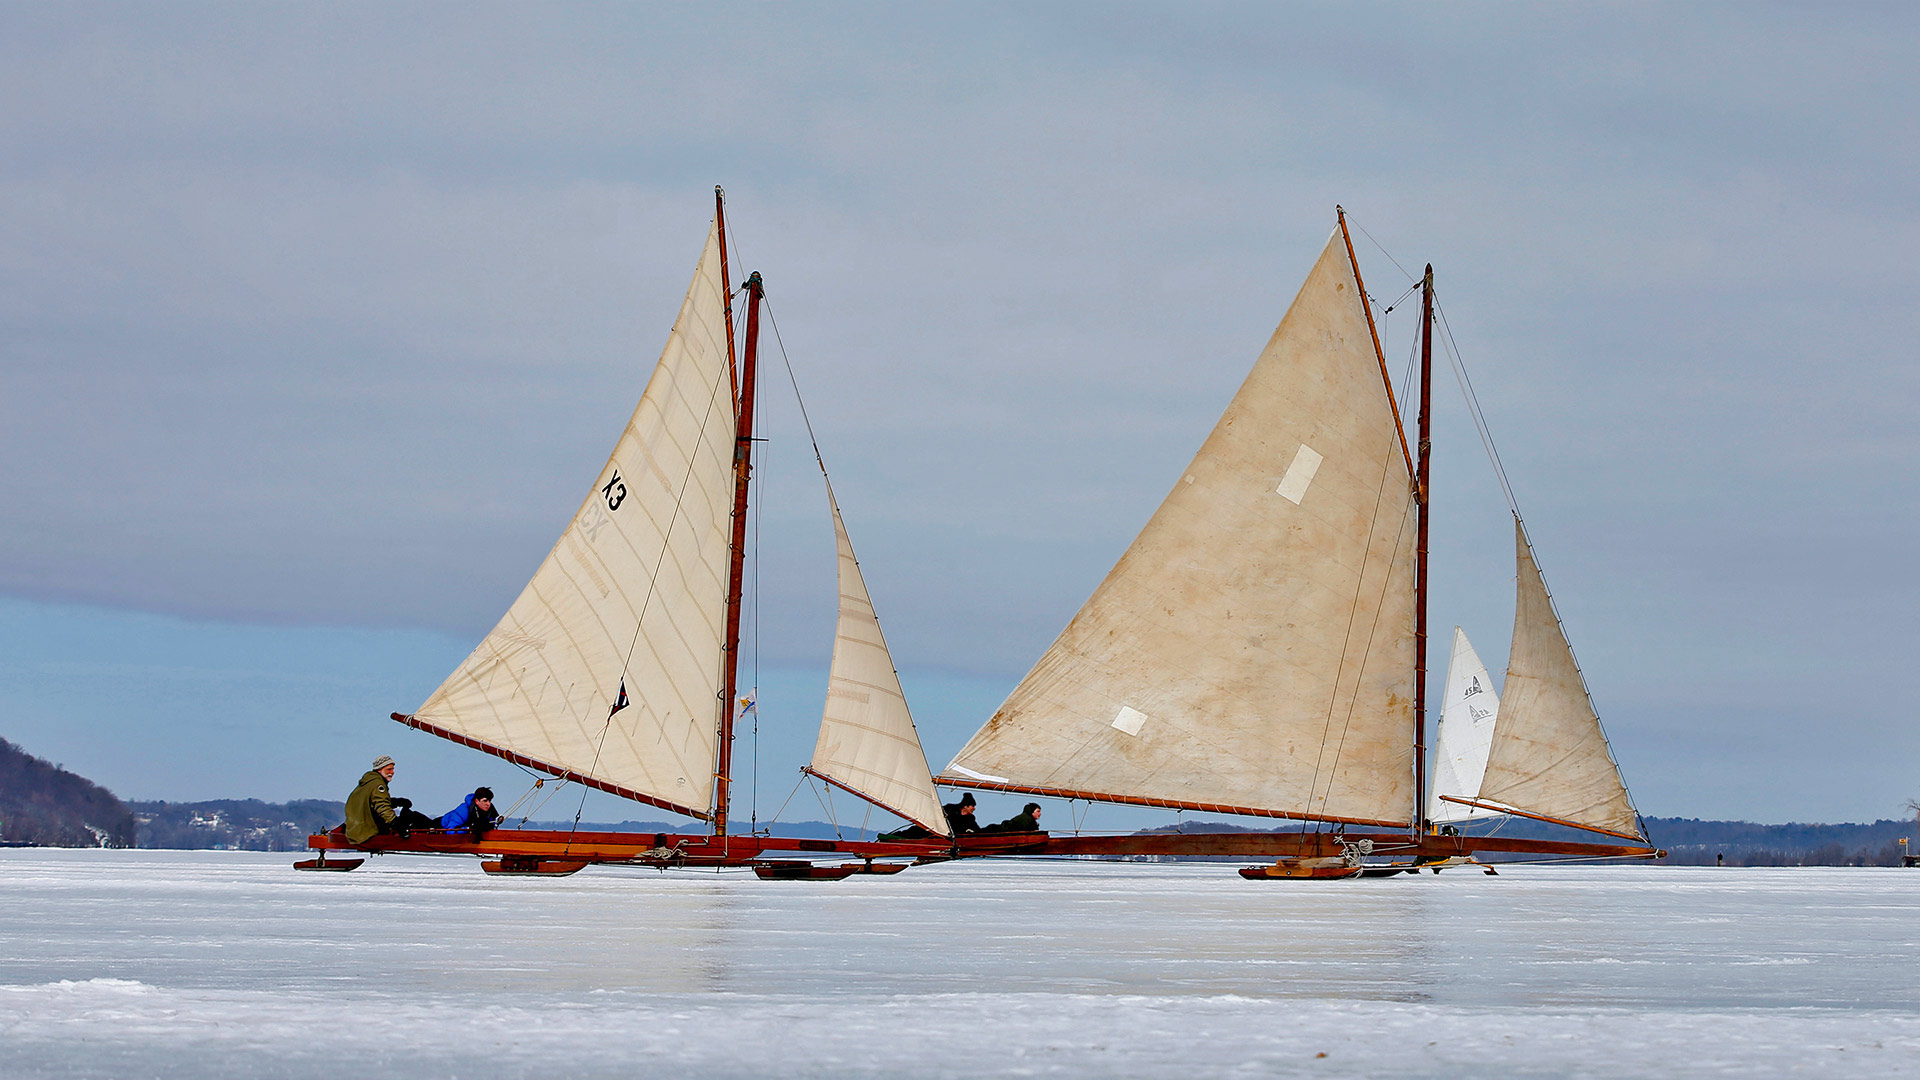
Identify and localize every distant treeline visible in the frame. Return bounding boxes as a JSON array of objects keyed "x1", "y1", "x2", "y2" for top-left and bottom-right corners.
[
  {"x1": 1642, "y1": 816, "x2": 1915, "y2": 867},
  {"x1": 125, "y1": 803, "x2": 871, "y2": 850},
  {"x1": 0, "y1": 737, "x2": 135, "y2": 847},
  {"x1": 132, "y1": 799, "x2": 348, "y2": 851},
  {"x1": 1135, "y1": 816, "x2": 1920, "y2": 867}
]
